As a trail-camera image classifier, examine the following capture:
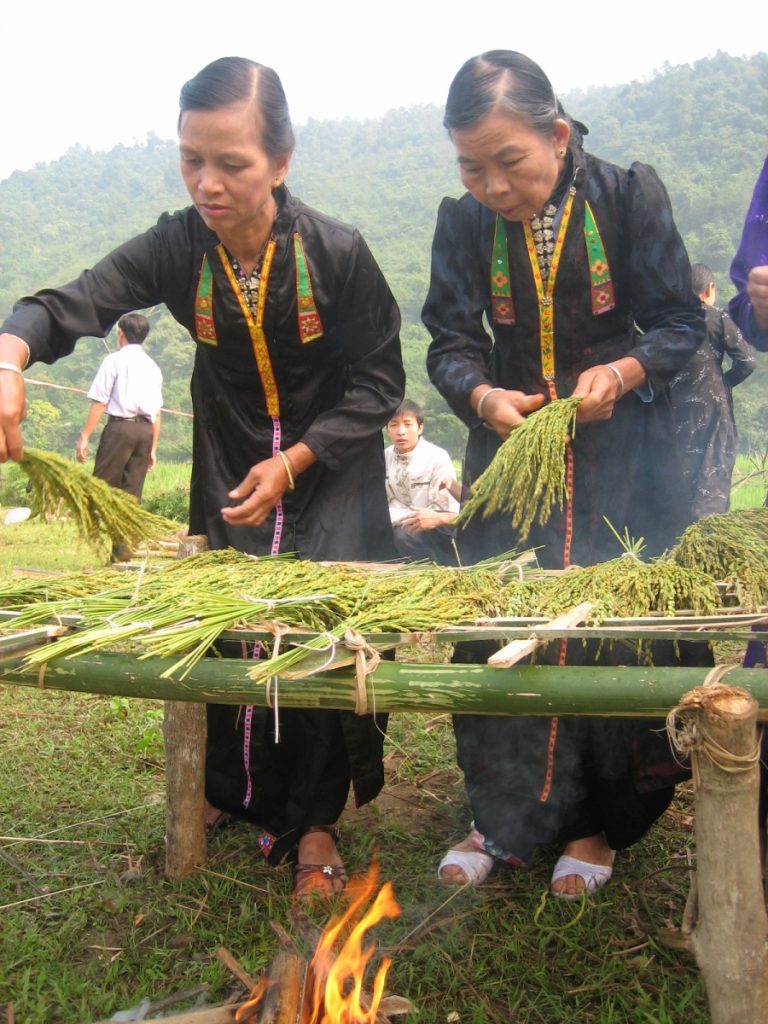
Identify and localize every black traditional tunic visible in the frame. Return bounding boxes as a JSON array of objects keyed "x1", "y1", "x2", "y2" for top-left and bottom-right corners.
[
  {"x1": 2, "y1": 186, "x2": 405, "y2": 863},
  {"x1": 669, "y1": 303, "x2": 755, "y2": 519},
  {"x1": 422, "y1": 149, "x2": 707, "y2": 864}
]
